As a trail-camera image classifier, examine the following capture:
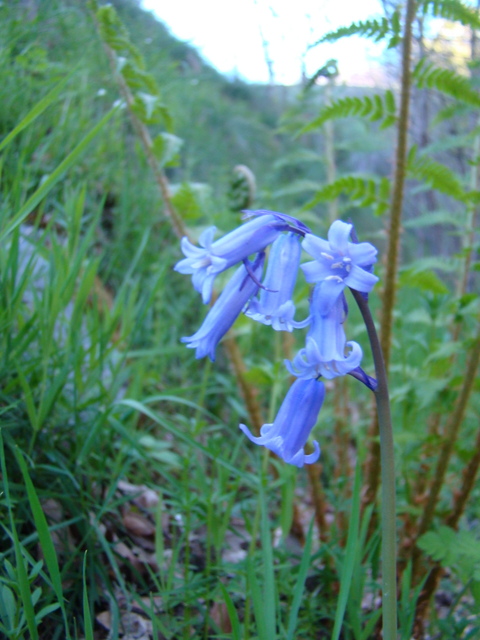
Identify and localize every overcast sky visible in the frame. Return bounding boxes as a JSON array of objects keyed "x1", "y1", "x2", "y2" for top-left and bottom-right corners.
[{"x1": 141, "y1": 0, "x2": 387, "y2": 85}]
